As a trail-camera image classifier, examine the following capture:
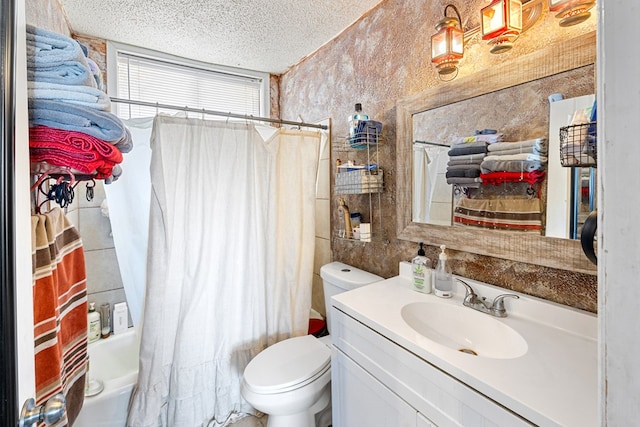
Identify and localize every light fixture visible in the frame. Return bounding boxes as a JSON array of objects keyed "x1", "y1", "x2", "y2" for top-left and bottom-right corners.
[
  {"x1": 548, "y1": 0, "x2": 595, "y2": 27},
  {"x1": 431, "y1": 4, "x2": 464, "y2": 80},
  {"x1": 480, "y1": 0, "x2": 523, "y2": 54}
]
